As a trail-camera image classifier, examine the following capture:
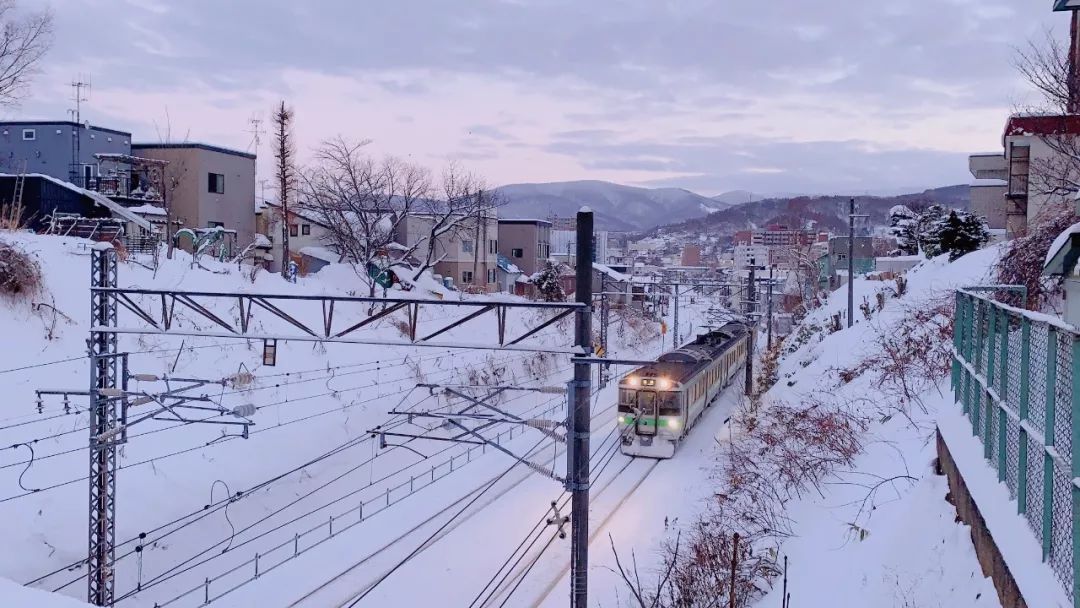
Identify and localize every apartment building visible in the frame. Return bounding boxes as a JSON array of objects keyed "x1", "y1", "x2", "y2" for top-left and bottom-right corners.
[
  {"x1": 396, "y1": 213, "x2": 499, "y2": 291},
  {"x1": 0, "y1": 120, "x2": 131, "y2": 185},
  {"x1": 131, "y1": 143, "x2": 256, "y2": 254},
  {"x1": 733, "y1": 244, "x2": 769, "y2": 269},
  {"x1": 498, "y1": 218, "x2": 552, "y2": 277}
]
